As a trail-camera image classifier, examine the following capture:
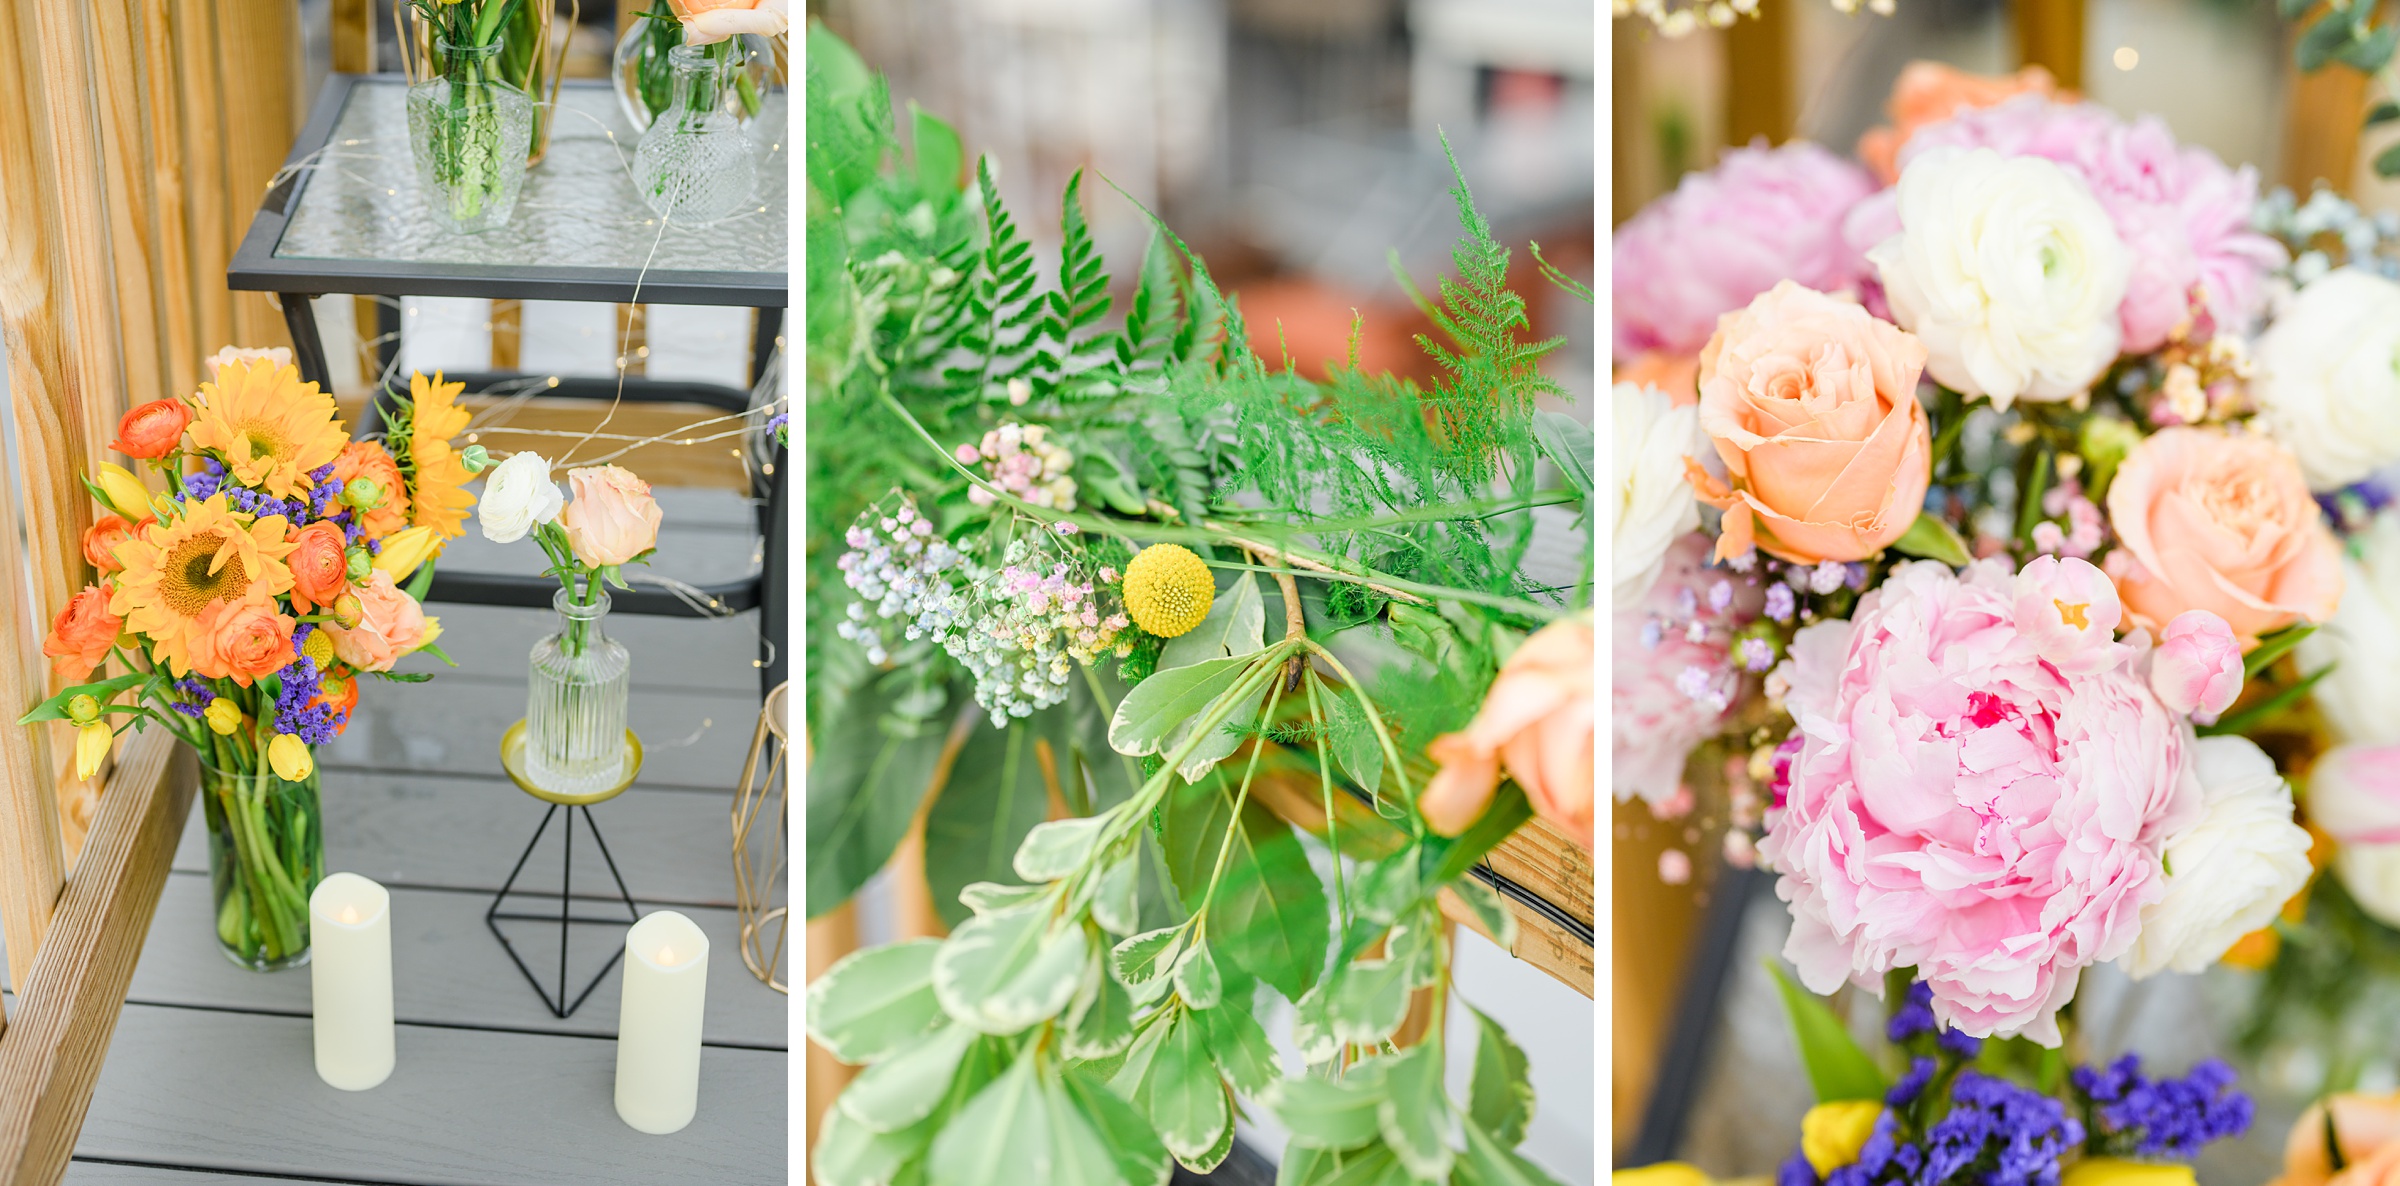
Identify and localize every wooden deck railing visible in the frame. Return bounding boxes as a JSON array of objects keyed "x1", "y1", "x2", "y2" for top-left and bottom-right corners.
[{"x1": 0, "y1": 3, "x2": 298, "y2": 1183}]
